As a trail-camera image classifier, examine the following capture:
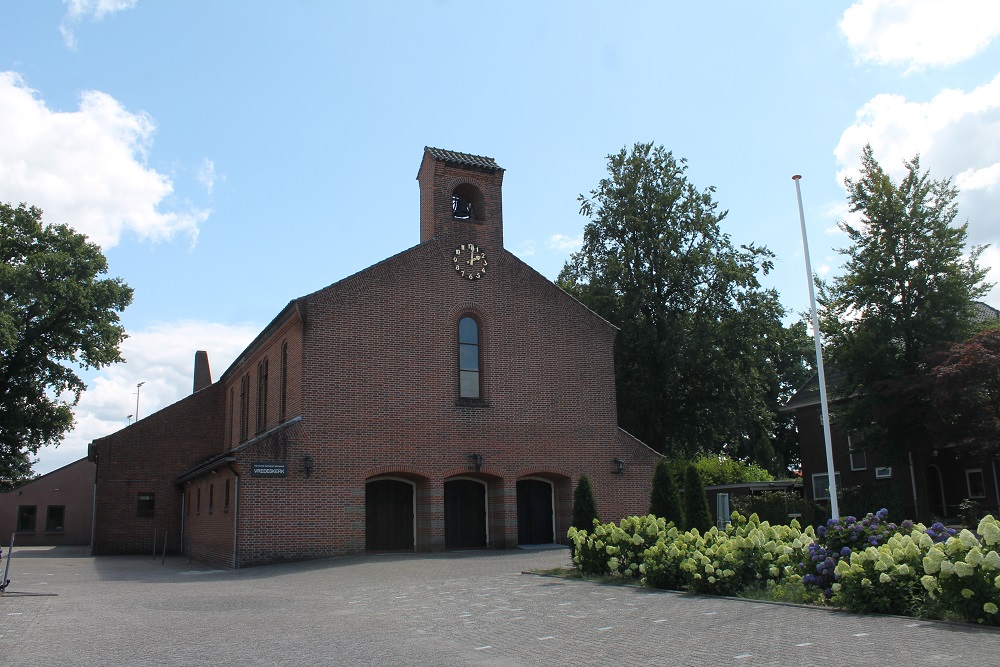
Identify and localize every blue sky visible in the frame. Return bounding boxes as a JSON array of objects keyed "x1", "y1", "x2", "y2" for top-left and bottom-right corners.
[{"x1": 3, "y1": 1, "x2": 1000, "y2": 474}]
